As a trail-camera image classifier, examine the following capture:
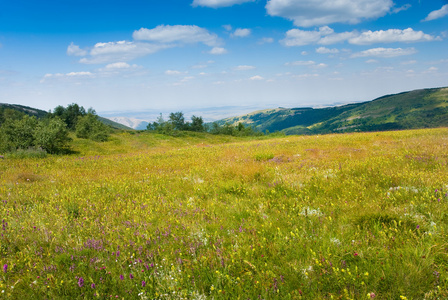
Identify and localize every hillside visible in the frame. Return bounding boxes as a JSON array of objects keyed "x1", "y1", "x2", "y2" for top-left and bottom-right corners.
[
  {"x1": 0, "y1": 103, "x2": 133, "y2": 130},
  {"x1": 216, "y1": 87, "x2": 448, "y2": 135}
]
